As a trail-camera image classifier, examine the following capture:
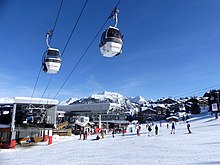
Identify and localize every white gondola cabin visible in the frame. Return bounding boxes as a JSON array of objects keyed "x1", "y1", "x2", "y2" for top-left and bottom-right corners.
[
  {"x1": 99, "y1": 26, "x2": 123, "y2": 57},
  {"x1": 42, "y1": 48, "x2": 61, "y2": 74}
]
